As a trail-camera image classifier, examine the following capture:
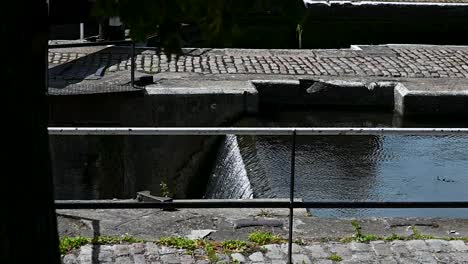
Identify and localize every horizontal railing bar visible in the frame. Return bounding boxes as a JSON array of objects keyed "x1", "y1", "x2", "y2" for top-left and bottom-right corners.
[
  {"x1": 48, "y1": 127, "x2": 468, "y2": 136},
  {"x1": 55, "y1": 201, "x2": 468, "y2": 209},
  {"x1": 48, "y1": 40, "x2": 133, "y2": 49}
]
